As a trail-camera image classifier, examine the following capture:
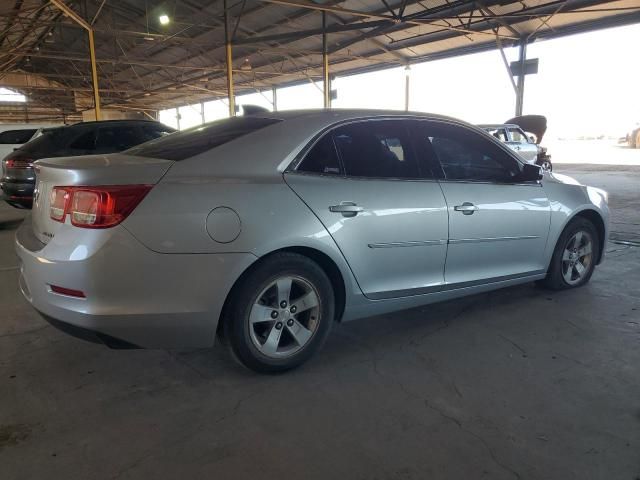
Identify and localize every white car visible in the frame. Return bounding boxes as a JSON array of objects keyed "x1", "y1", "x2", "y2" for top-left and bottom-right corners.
[
  {"x1": 0, "y1": 124, "x2": 59, "y2": 160},
  {"x1": 479, "y1": 115, "x2": 552, "y2": 171}
]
